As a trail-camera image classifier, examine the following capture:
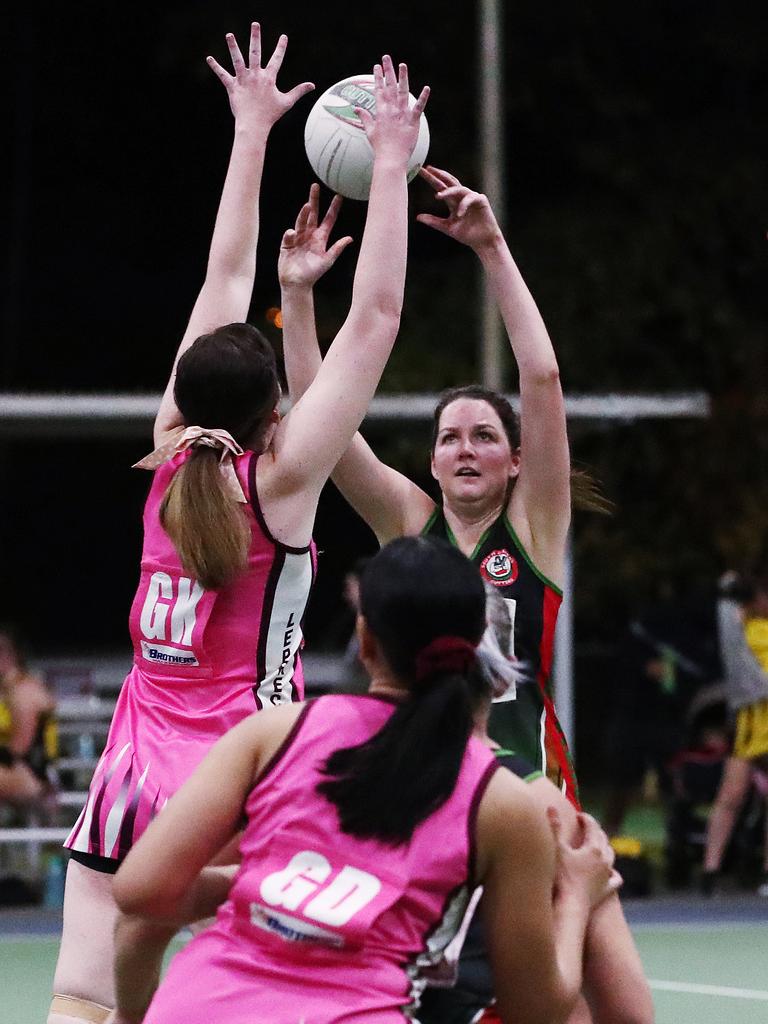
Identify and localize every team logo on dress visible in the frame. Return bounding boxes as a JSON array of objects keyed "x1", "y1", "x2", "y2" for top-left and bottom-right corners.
[{"x1": 480, "y1": 549, "x2": 518, "y2": 586}]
